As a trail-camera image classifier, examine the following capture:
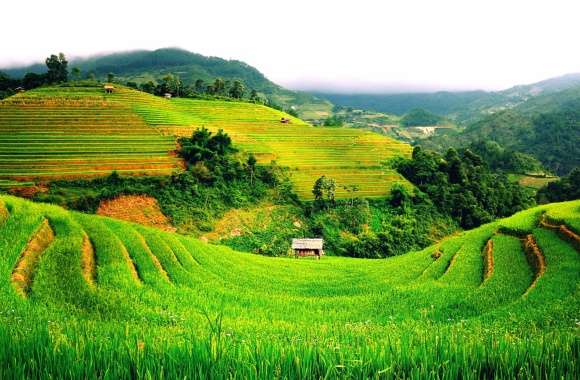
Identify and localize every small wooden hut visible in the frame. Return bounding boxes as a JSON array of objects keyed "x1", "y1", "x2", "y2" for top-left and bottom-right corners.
[
  {"x1": 292, "y1": 238, "x2": 324, "y2": 259},
  {"x1": 164, "y1": 93, "x2": 172, "y2": 99},
  {"x1": 103, "y1": 85, "x2": 114, "y2": 94},
  {"x1": 280, "y1": 117, "x2": 290, "y2": 124}
]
